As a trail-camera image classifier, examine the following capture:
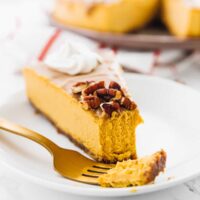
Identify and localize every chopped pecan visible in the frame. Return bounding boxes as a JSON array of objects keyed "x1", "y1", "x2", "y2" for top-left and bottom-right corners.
[
  {"x1": 81, "y1": 96, "x2": 101, "y2": 109},
  {"x1": 95, "y1": 88, "x2": 107, "y2": 98},
  {"x1": 109, "y1": 81, "x2": 126, "y2": 96},
  {"x1": 82, "y1": 81, "x2": 105, "y2": 96},
  {"x1": 100, "y1": 102, "x2": 120, "y2": 116},
  {"x1": 95, "y1": 88, "x2": 122, "y2": 101},
  {"x1": 72, "y1": 82, "x2": 90, "y2": 94},
  {"x1": 109, "y1": 81, "x2": 121, "y2": 90},
  {"x1": 120, "y1": 97, "x2": 137, "y2": 110},
  {"x1": 72, "y1": 79, "x2": 137, "y2": 117},
  {"x1": 114, "y1": 90, "x2": 122, "y2": 100},
  {"x1": 108, "y1": 89, "x2": 118, "y2": 97}
]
